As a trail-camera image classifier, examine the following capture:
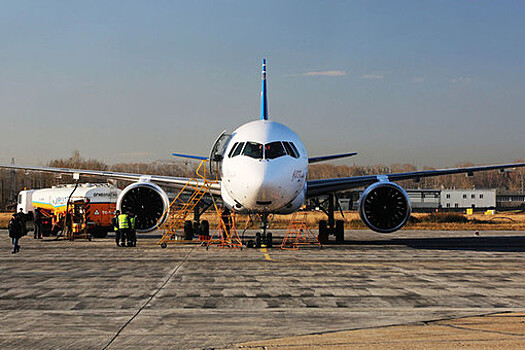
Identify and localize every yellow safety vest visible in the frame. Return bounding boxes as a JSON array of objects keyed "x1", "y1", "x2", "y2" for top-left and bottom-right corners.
[
  {"x1": 130, "y1": 217, "x2": 136, "y2": 230},
  {"x1": 118, "y1": 214, "x2": 130, "y2": 229}
]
